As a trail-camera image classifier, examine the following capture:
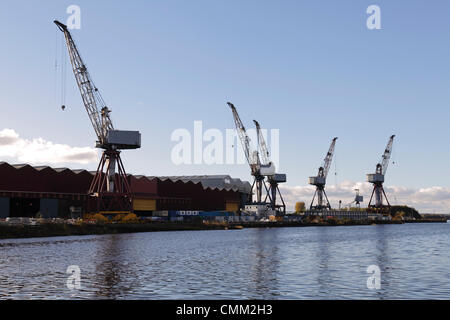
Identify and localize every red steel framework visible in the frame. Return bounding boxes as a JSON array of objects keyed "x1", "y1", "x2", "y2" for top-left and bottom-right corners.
[{"x1": 88, "y1": 150, "x2": 132, "y2": 213}]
